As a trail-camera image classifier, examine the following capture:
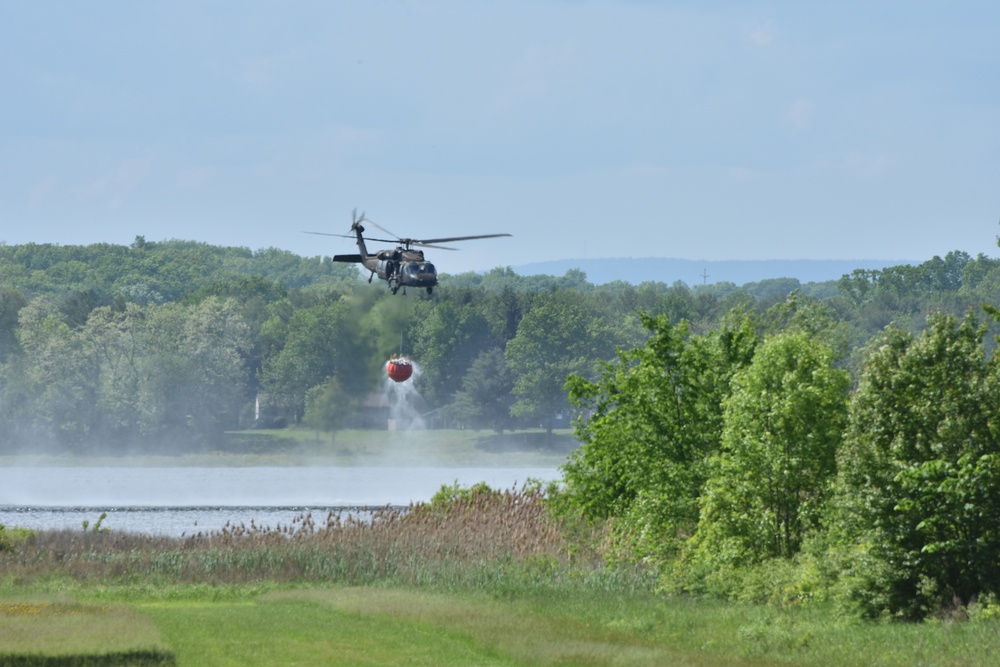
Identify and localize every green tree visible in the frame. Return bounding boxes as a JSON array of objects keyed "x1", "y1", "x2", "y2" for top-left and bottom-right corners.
[
  {"x1": 680, "y1": 332, "x2": 849, "y2": 592},
  {"x1": 833, "y1": 313, "x2": 1000, "y2": 619},
  {"x1": 449, "y1": 348, "x2": 516, "y2": 434},
  {"x1": 179, "y1": 298, "x2": 253, "y2": 438},
  {"x1": 0, "y1": 289, "x2": 26, "y2": 362},
  {"x1": 14, "y1": 297, "x2": 98, "y2": 447},
  {"x1": 408, "y1": 296, "x2": 493, "y2": 406},
  {"x1": 107, "y1": 298, "x2": 252, "y2": 446},
  {"x1": 837, "y1": 268, "x2": 879, "y2": 306},
  {"x1": 185, "y1": 275, "x2": 290, "y2": 409},
  {"x1": 563, "y1": 313, "x2": 758, "y2": 558},
  {"x1": 480, "y1": 286, "x2": 531, "y2": 346},
  {"x1": 81, "y1": 303, "x2": 146, "y2": 443},
  {"x1": 304, "y1": 377, "x2": 359, "y2": 431},
  {"x1": 506, "y1": 291, "x2": 609, "y2": 432},
  {"x1": 260, "y1": 300, "x2": 370, "y2": 424}
]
